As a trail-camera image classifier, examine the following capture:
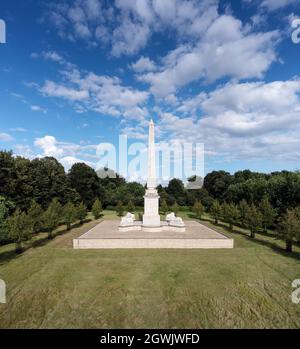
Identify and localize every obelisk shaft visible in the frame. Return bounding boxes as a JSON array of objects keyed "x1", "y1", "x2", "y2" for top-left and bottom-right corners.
[
  {"x1": 143, "y1": 119, "x2": 160, "y2": 227},
  {"x1": 147, "y1": 119, "x2": 156, "y2": 189}
]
